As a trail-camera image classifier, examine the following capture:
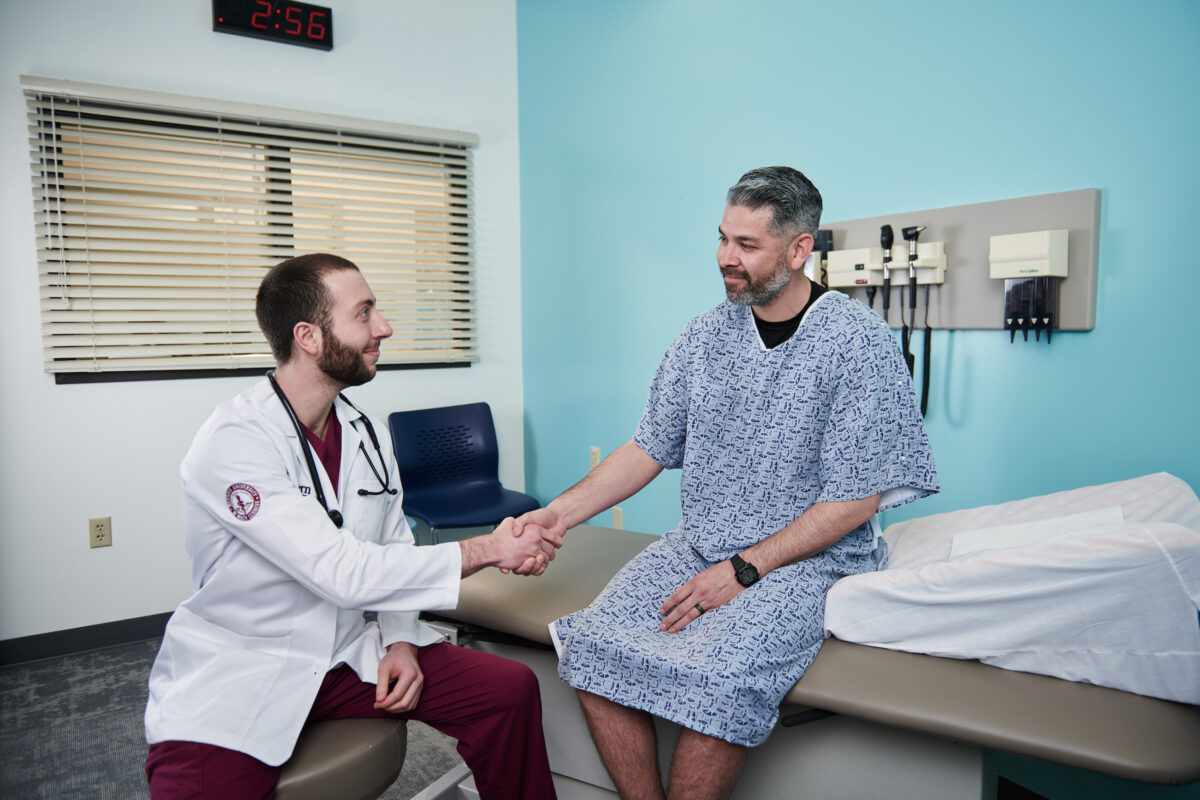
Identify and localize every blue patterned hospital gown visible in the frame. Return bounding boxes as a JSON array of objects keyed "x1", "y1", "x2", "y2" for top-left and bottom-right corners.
[{"x1": 554, "y1": 292, "x2": 938, "y2": 746}]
